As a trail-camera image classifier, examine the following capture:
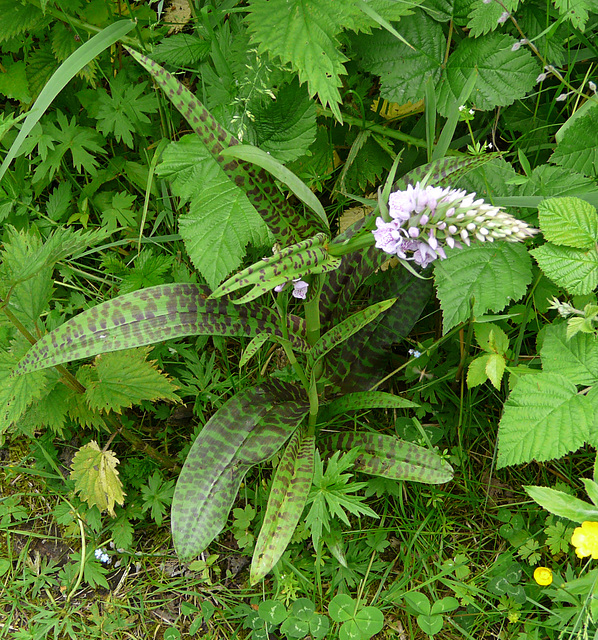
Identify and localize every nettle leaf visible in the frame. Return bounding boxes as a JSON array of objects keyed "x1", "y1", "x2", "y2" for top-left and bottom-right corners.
[
  {"x1": 251, "y1": 429, "x2": 315, "y2": 584},
  {"x1": 150, "y1": 33, "x2": 210, "y2": 66},
  {"x1": 321, "y1": 432, "x2": 453, "y2": 484},
  {"x1": 434, "y1": 243, "x2": 533, "y2": 333},
  {"x1": 497, "y1": 372, "x2": 593, "y2": 467},
  {"x1": 0, "y1": 58, "x2": 31, "y2": 103},
  {"x1": 15, "y1": 283, "x2": 308, "y2": 375},
  {"x1": 70, "y1": 440, "x2": 126, "y2": 516},
  {"x1": 553, "y1": 0, "x2": 595, "y2": 30},
  {"x1": 538, "y1": 197, "x2": 598, "y2": 249},
  {"x1": 77, "y1": 346, "x2": 179, "y2": 414},
  {"x1": 550, "y1": 106, "x2": 598, "y2": 178},
  {"x1": 531, "y1": 244, "x2": 598, "y2": 296},
  {"x1": 466, "y1": 0, "x2": 520, "y2": 36},
  {"x1": 0, "y1": 349, "x2": 49, "y2": 437},
  {"x1": 126, "y1": 47, "x2": 324, "y2": 244},
  {"x1": 172, "y1": 381, "x2": 309, "y2": 560},
  {"x1": 0, "y1": 0, "x2": 48, "y2": 42},
  {"x1": 436, "y1": 33, "x2": 538, "y2": 116},
  {"x1": 541, "y1": 322, "x2": 598, "y2": 386},
  {"x1": 246, "y1": 0, "x2": 362, "y2": 119},
  {"x1": 353, "y1": 9, "x2": 445, "y2": 106},
  {"x1": 250, "y1": 79, "x2": 317, "y2": 163},
  {"x1": 157, "y1": 136, "x2": 270, "y2": 288}
]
